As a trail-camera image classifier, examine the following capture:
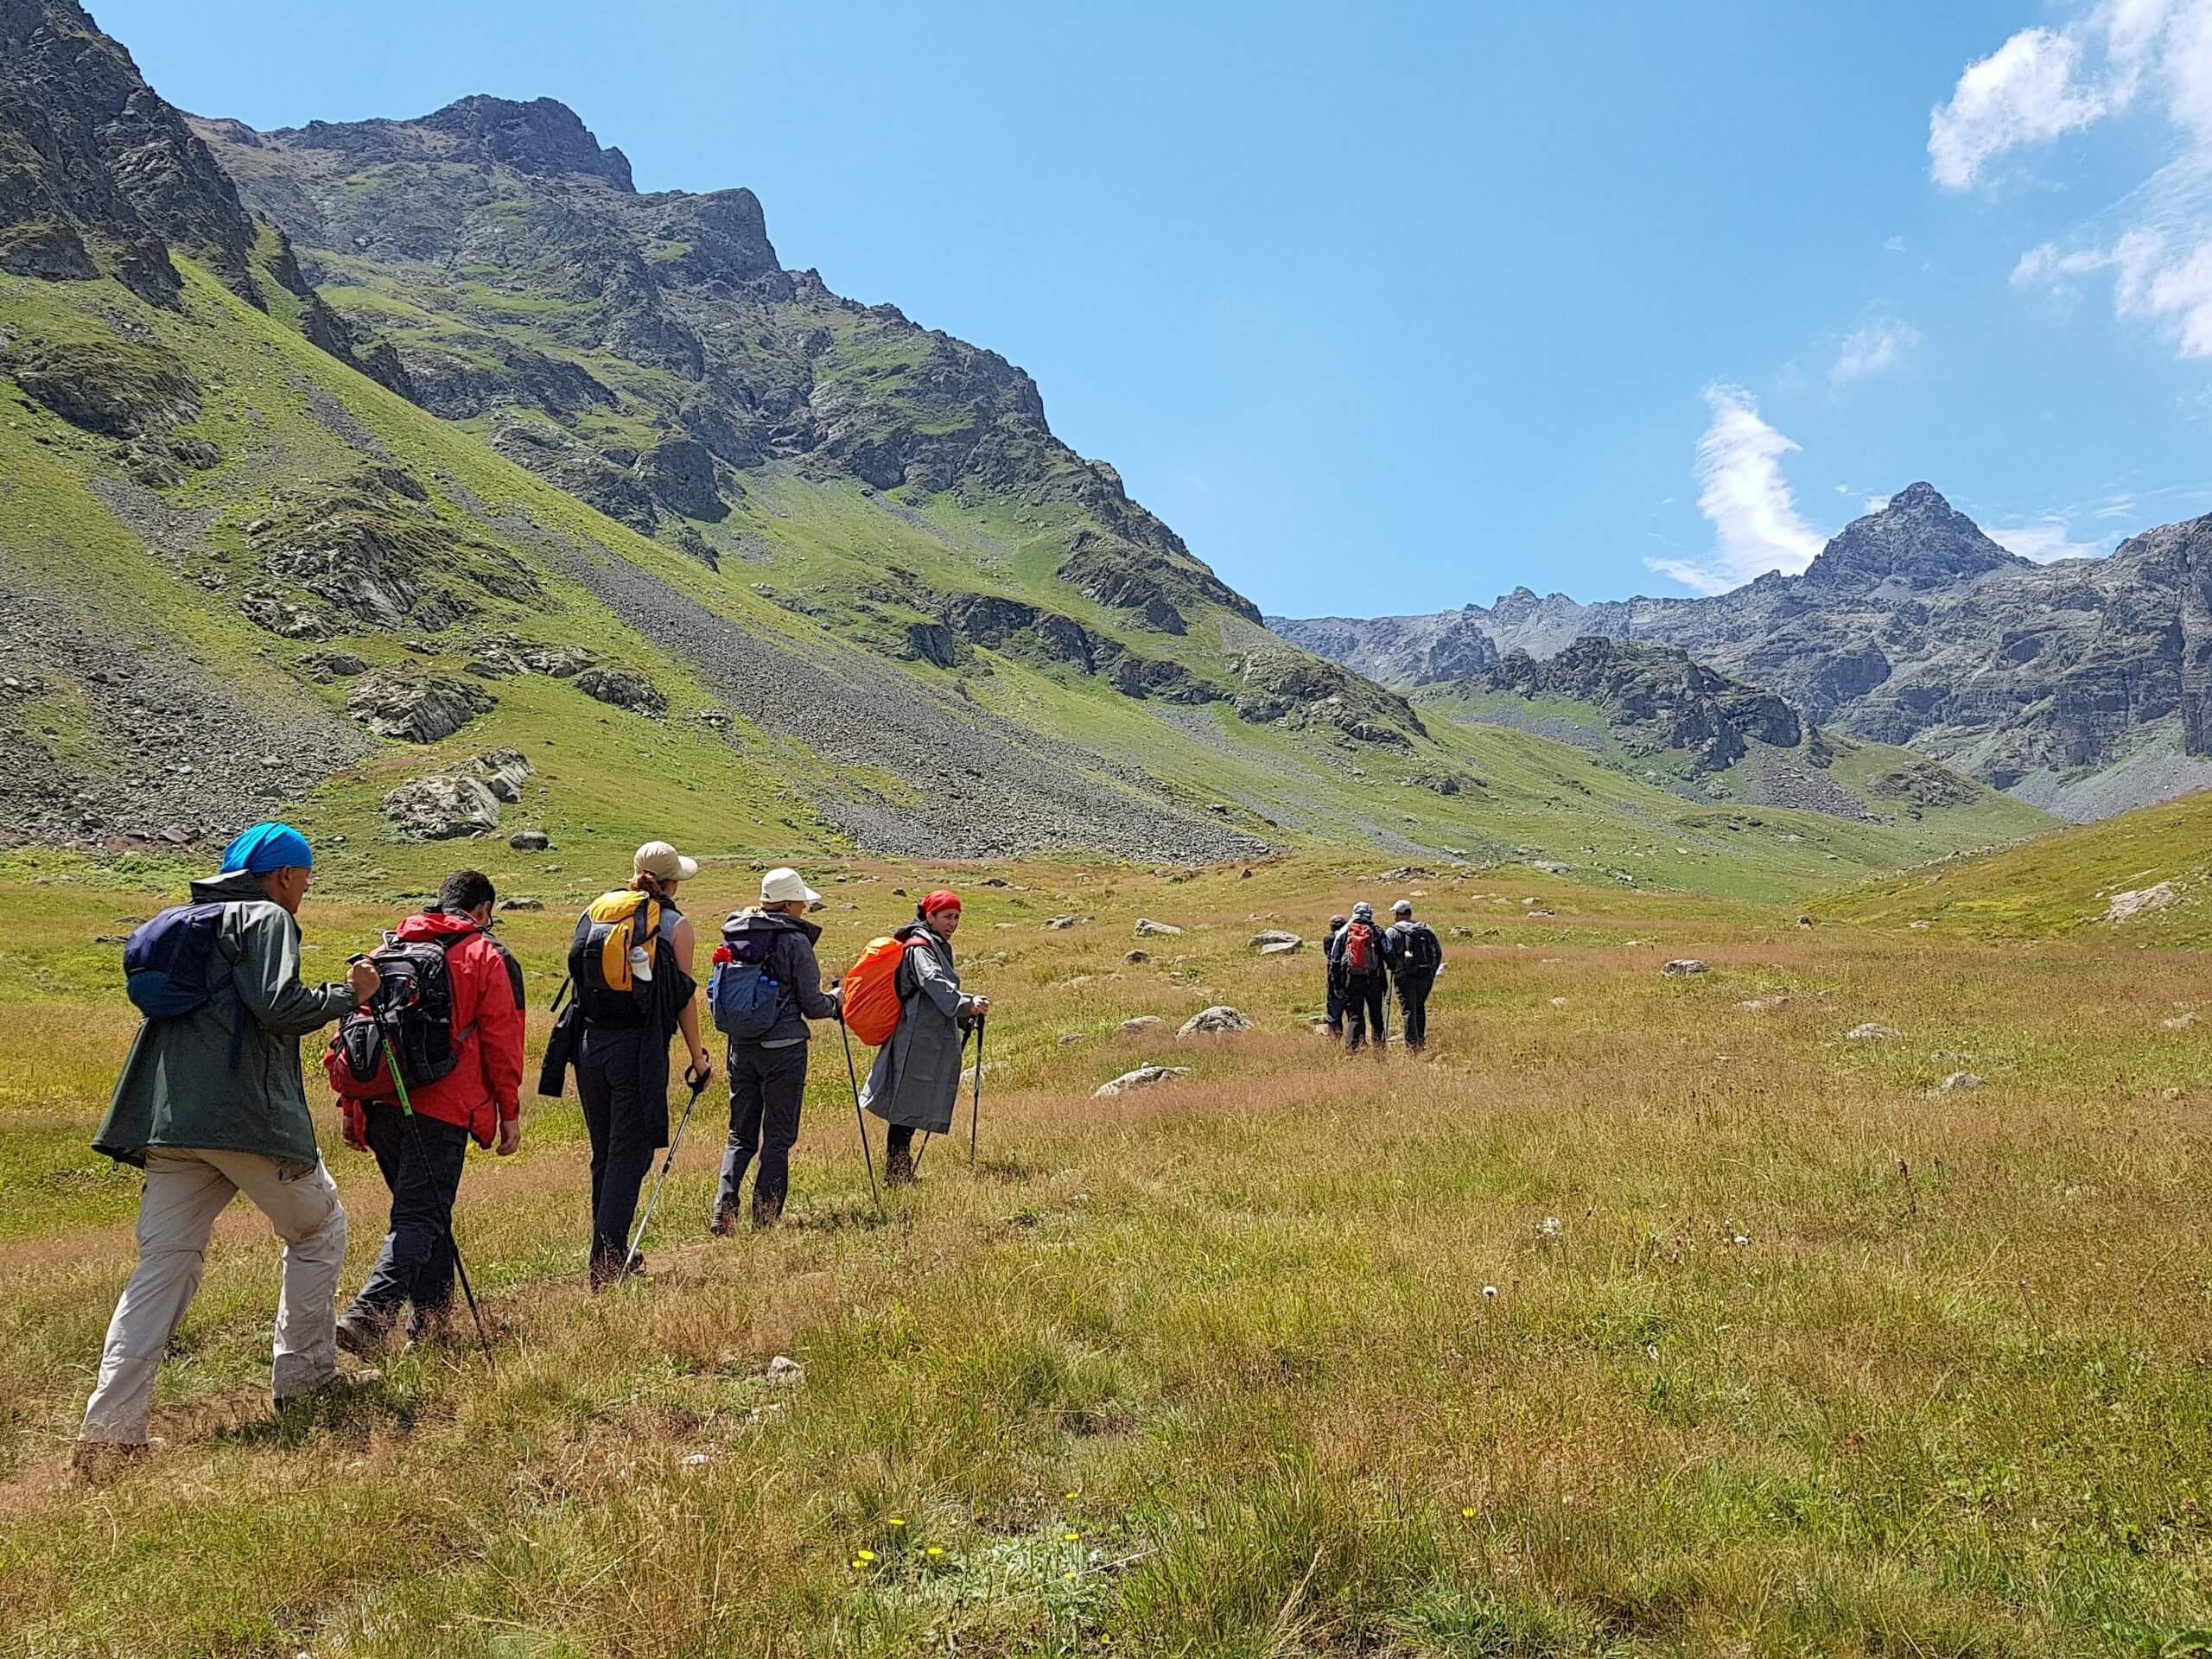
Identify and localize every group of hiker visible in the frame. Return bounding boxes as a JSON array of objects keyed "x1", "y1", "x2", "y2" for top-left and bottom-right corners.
[
  {"x1": 1321, "y1": 898, "x2": 1443, "y2": 1055},
  {"x1": 72, "y1": 820, "x2": 1446, "y2": 1471},
  {"x1": 75, "y1": 824, "x2": 983, "y2": 1471}
]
